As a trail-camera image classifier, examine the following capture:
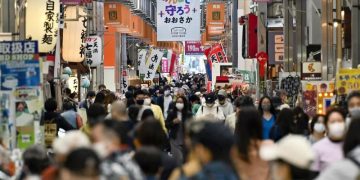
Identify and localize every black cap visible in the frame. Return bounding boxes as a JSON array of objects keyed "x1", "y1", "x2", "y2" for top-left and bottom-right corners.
[{"x1": 205, "y1": 93, "x2": 216, "y2": 104}]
